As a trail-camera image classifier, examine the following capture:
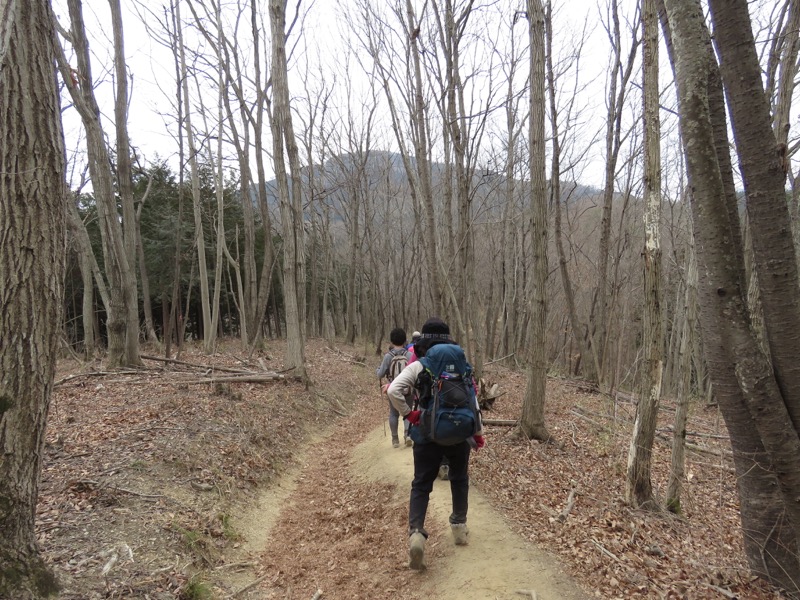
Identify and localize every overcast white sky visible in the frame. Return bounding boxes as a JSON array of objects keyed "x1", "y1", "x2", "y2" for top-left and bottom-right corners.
[{"x1": 55, "y1": 0, "x2": 664, "y2": 192}]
